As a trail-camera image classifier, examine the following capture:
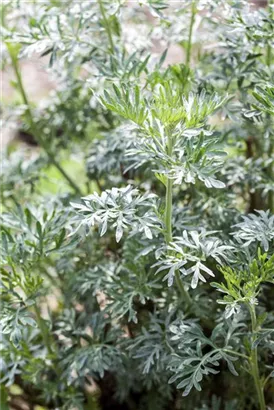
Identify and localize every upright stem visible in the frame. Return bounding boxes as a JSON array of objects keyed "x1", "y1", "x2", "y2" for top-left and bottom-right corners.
[
  {"x1": 165, "y1": 130, "x2": 192, "y2": 306},
  {"x1": 165, "y1": 178, "x2": 173, "y2": 244},
  {"x1": 8, "y1": 46, "x2": 83, "y2": 196},
  {"x1": 10, "y1": 47, "x2": 82, "y2": 195},
  {"x1": 98, "y1": 0, "x2": 115, "y2": 54},
  {"x1": 185, "y1": 0, "x2": 196, "y2": 70},
  {"x1": 165, "y1": 132, "x2": 174, "y2": 244},
  {"x1": 249, "y1": 305, "x2": 266, "y2": 410},
  {"x1": 47, "y1": 154, "x2": 84, "y2": 195}
]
